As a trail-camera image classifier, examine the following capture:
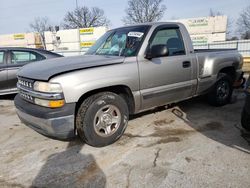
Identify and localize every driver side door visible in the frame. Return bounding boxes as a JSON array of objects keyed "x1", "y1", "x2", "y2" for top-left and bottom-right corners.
[{"x1": 139, "y1": 26, "x2": 193, "y2": 110}]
